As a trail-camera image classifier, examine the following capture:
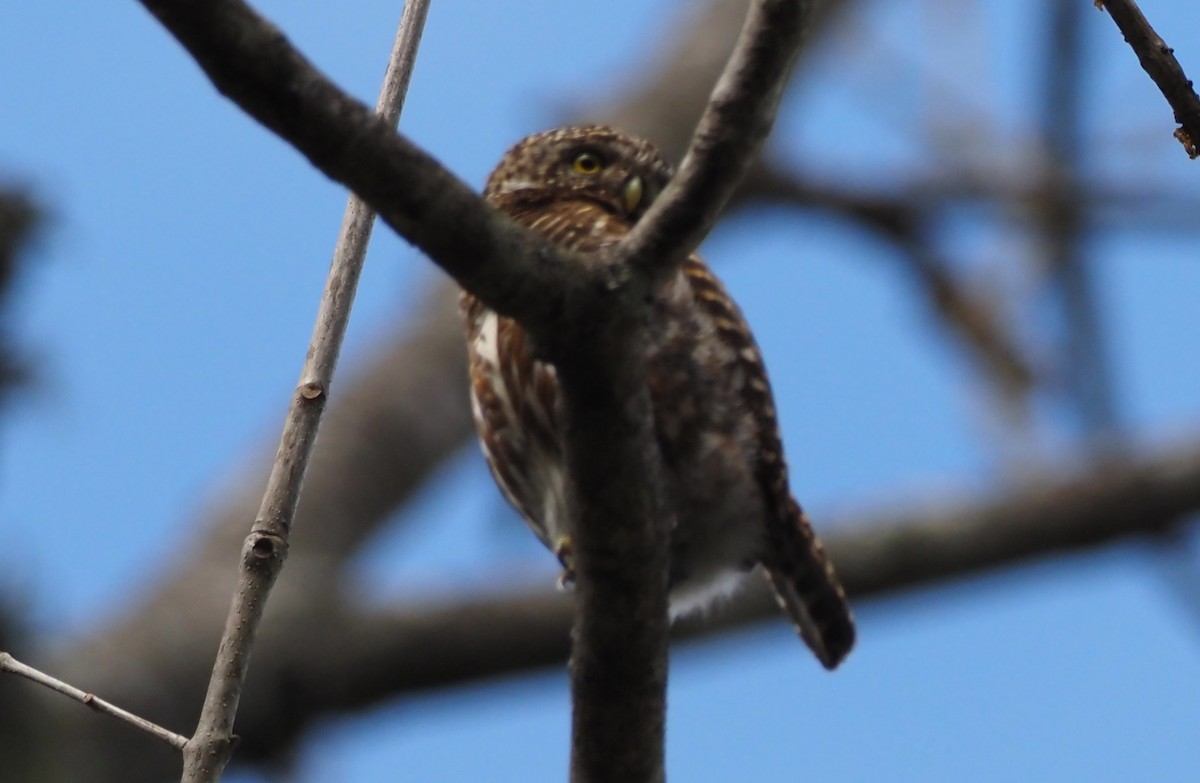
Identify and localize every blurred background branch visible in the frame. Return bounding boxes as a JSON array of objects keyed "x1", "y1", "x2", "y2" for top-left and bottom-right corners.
[{"x1": 0, "y1": 190, "x2": 40, "y2": 409}]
